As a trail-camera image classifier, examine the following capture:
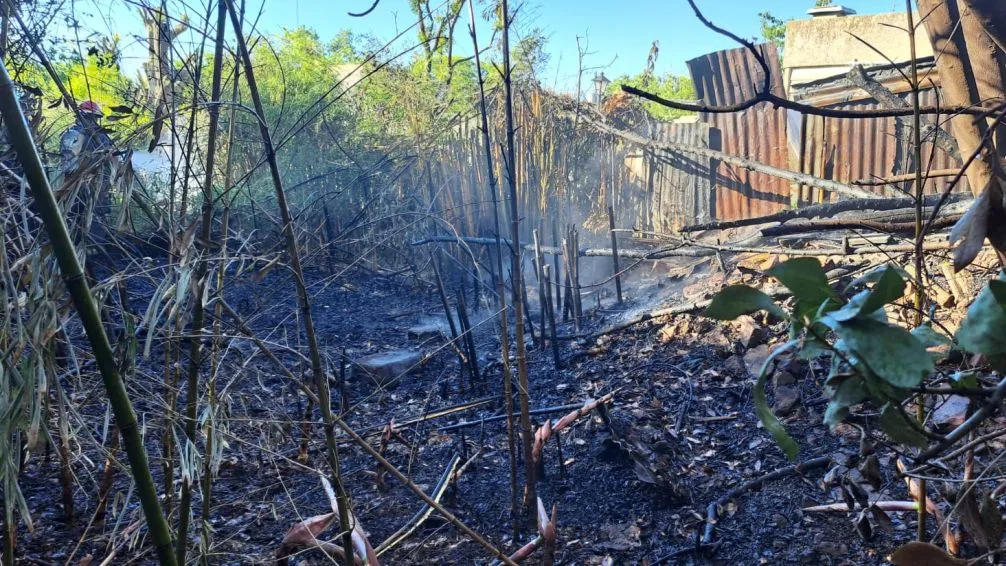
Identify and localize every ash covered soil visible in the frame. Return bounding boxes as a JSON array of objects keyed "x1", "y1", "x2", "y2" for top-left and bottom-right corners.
[{"x1": 15, "y1": 256, "x2": 928, "y2": 565}]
